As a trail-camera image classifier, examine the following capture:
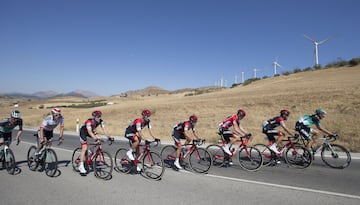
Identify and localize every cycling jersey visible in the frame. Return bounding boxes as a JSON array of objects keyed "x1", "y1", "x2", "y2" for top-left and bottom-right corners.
[
  {"x1": 40, "y1": 115, "x2": 64, "y2": 131},
  {"x1": 172, "y1": 121, "x2": 195, "y2": 139},
  {"x1": 0, "y1": 118, "x2": 23, "y2": 133},
  {"x1": 295, "y1": 114, "x2": 320, "y2": 140},
  {"x1": 125, "y1": 118, "x2": 151, "y2": 141},
  {"x1": 80, "y1": 118, "x2": 105, "y2": 139},
  {"x1": 219, "y1": 115, "x2": 239, "y2": 129},
  {"x1": 262, "y1": 116, "x2": 285, "y2": 130}
]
